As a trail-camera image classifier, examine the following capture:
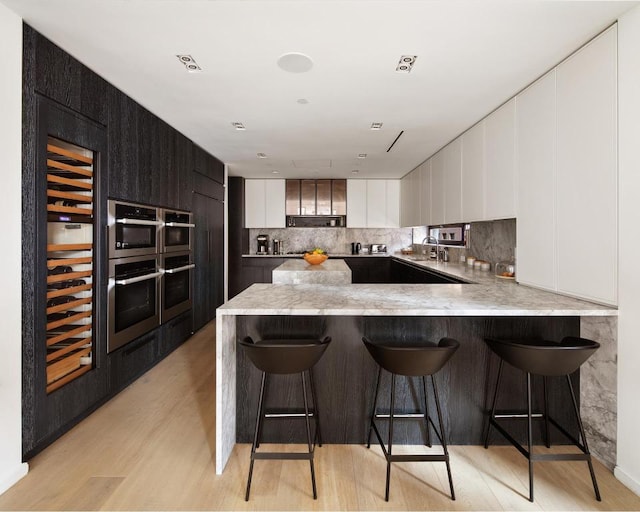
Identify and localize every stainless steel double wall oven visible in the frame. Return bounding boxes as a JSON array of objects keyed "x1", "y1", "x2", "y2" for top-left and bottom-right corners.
[{"x1": 107, "y1": 200, "x2": 195, "y2": 352}]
